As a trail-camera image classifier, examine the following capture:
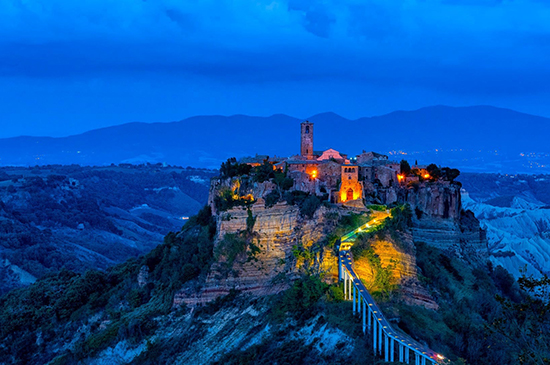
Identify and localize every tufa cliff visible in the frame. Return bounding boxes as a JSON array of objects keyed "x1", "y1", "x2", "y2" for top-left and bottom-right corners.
[{"x1": 175, "y1": 173, "x2": 487, "y2": 310}]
